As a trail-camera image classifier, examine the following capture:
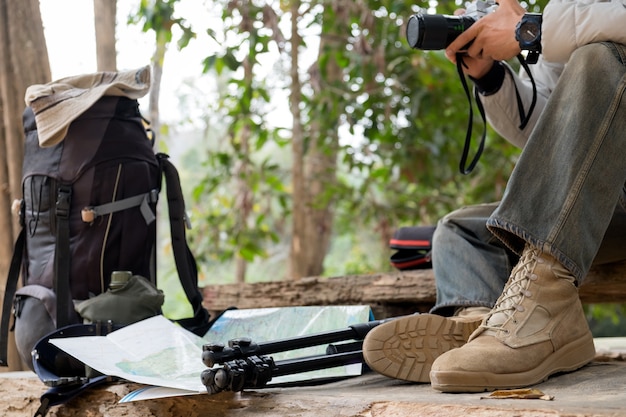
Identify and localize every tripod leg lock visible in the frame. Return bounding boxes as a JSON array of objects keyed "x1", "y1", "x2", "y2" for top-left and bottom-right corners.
[{"x1": 201, "y1": 355, "x2": 276, "y2": 394}]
